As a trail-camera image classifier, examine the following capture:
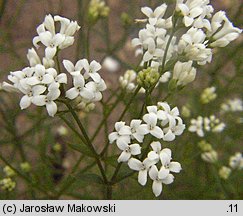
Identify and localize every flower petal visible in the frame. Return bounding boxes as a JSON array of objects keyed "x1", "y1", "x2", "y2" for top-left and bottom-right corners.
[{"x1": 152, "y1": 180, "x2": 162, "y2": 197}]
